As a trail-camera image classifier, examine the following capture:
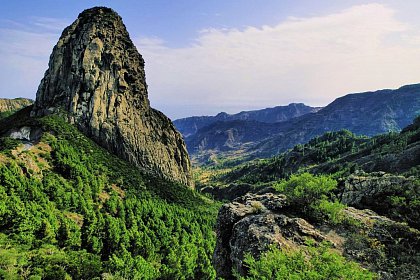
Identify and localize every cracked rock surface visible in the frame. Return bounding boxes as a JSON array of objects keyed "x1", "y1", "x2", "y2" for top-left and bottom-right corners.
[
  {"x1": 213, "y1": 193, "x2": 327, "y2": 279},
  {"x1": 31, "y1": 7, "x2": 192, "y2": 186}
]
